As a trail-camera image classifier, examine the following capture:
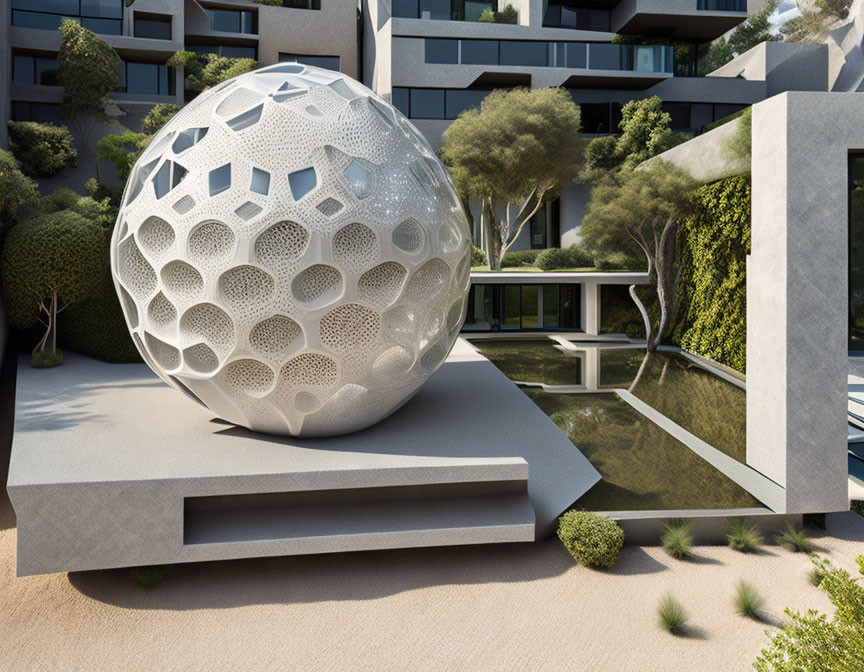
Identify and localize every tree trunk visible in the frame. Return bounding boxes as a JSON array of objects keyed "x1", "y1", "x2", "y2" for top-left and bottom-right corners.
[
  {"x1": 484, "y1": 200, "x2": 501, "y2": 271},
  {"x1": 51, "y1": 291, "x2": 58, "y2": 354},
  {"x1": 649, "y1": 218, "x2": 677, "y2": 351},
  {"x1": 629, "y1": 284, "x2": 654, "y2": 349}
]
